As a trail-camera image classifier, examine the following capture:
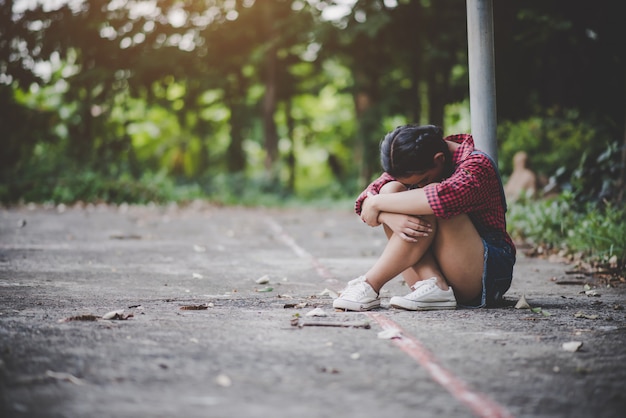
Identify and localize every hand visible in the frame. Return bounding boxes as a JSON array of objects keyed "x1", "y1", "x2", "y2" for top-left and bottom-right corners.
[
  {"x1": 360, "y1": 193, "x2": 381, "y2": 227},
  {"x1": 378, "y1": 213, "x2": 432, "y2": 243}
]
